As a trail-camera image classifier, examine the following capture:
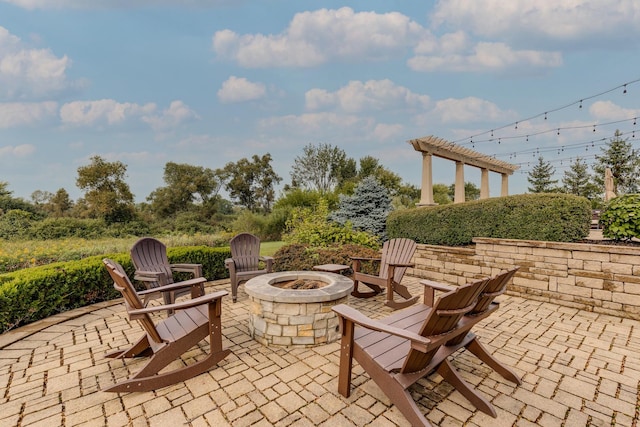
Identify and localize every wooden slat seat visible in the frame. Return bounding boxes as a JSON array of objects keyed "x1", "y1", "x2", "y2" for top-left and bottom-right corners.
[{"x1": 334, "y1": 270, "x2": 522, "y2": 426}]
